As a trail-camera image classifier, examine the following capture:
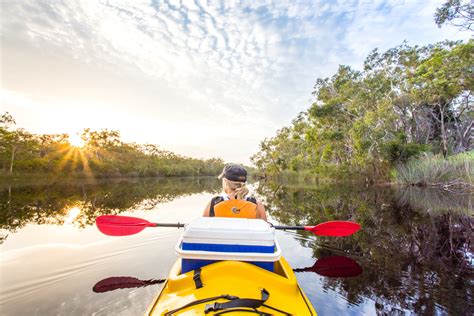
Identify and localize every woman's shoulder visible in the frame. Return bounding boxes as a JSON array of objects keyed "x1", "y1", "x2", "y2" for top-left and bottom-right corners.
[
  {"x1": 211, "y1": 195, "x2": 224, "y2": 203},
  {"x1": 245, "y1": 196, "x2": 257, "y2": 204}
]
